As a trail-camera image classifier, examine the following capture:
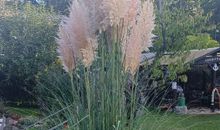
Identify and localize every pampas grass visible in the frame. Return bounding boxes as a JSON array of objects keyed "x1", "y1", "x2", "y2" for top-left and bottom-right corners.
[
  {"x1": 53, "y1": 0, "x2": 155, "y2": 129},
  {"x1": 57, "y1": 0, "x2": 97, "y2": 72},
  {"x1": 101, "y1": 0, "x2": 130, "y2": 26},
  {"x1": 123, "y1": 0, "x2": 155, "y2": 74},
  {"x1": 57, "y1": 26, "x2": 76, "y2": 72},
  {"x1": 57, "y1": 0, "x2": 155, "y2": 75}
]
